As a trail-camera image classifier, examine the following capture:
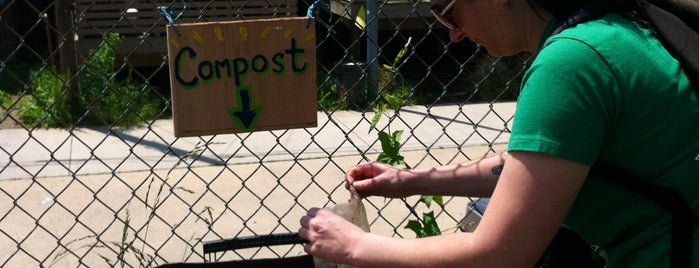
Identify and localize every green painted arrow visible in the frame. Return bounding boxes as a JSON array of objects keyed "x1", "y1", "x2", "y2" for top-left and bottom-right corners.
[{"x1": 228, "y1": 86, "x2": 260, "y2": 131}]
